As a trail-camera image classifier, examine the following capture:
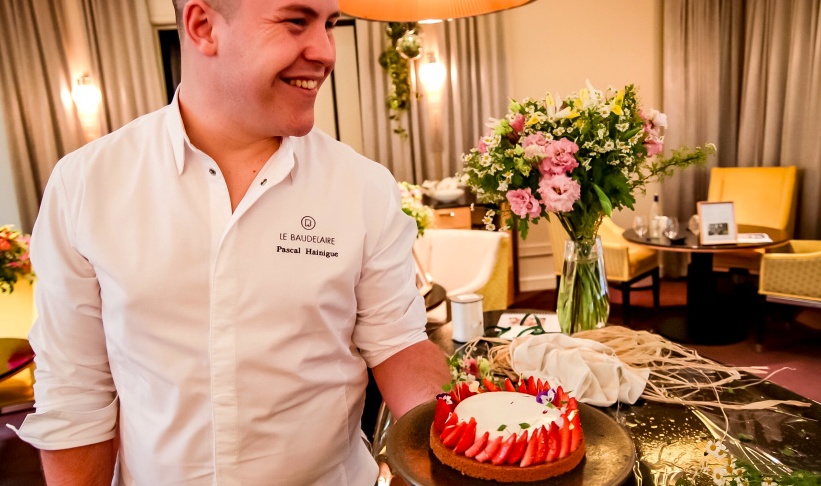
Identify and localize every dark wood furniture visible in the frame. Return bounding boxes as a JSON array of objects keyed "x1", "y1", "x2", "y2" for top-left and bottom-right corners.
[{"x1": 622, "y1": 224, "x2": 789, "y2": 344}]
